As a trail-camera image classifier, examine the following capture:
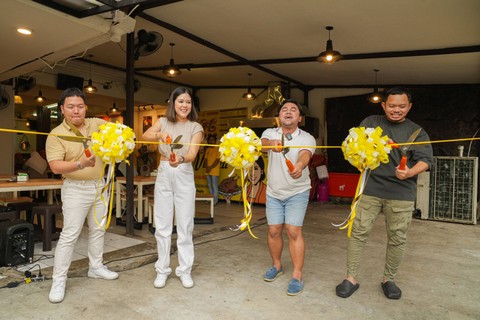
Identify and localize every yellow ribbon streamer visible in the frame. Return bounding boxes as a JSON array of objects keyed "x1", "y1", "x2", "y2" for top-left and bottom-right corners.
[
  {"x1": 332, "y1": 169, "x2": 370, "y2": 237},
  {"x1": 230, "y1": 169, "x2": 257, "y2": 238},
  {"x1": 92, "y1": 163, "x2": 116, "y2": 229}
]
